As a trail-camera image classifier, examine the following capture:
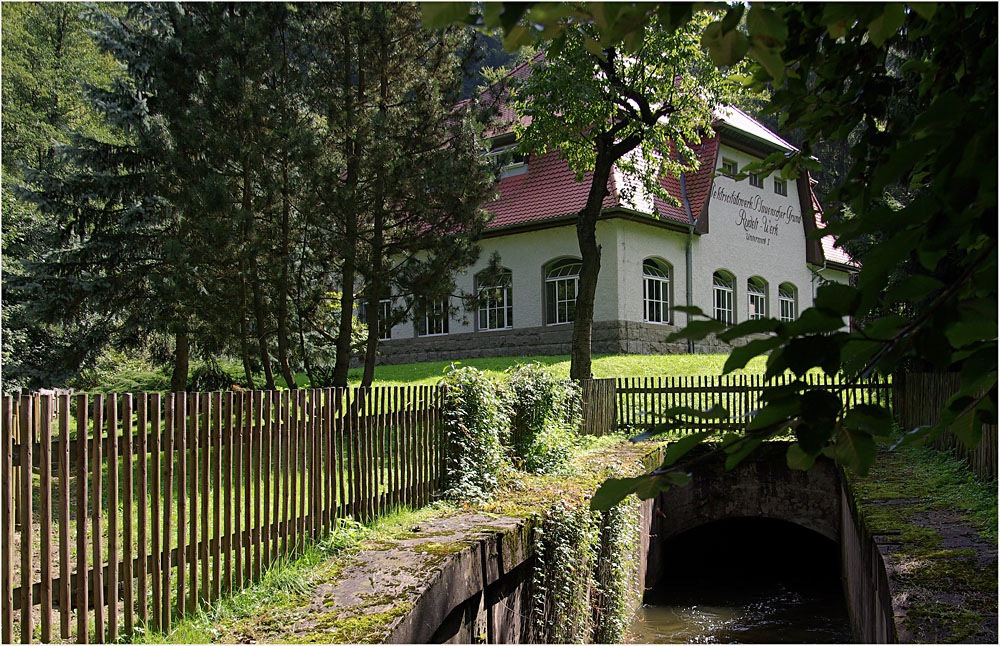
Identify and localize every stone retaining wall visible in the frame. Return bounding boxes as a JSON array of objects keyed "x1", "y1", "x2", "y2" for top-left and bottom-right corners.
[{"x1": 376, "y1": 320, "x2": 746, "y2": 364}]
